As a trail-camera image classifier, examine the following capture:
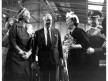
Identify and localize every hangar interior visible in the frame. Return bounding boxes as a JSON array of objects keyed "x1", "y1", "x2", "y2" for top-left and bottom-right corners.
[
  {"x1": 2, "y1": 0, "x2": 106, "y2": 81},
  {"x1": 2, "y1": 0, "x2": 106, "y2": 40}
]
